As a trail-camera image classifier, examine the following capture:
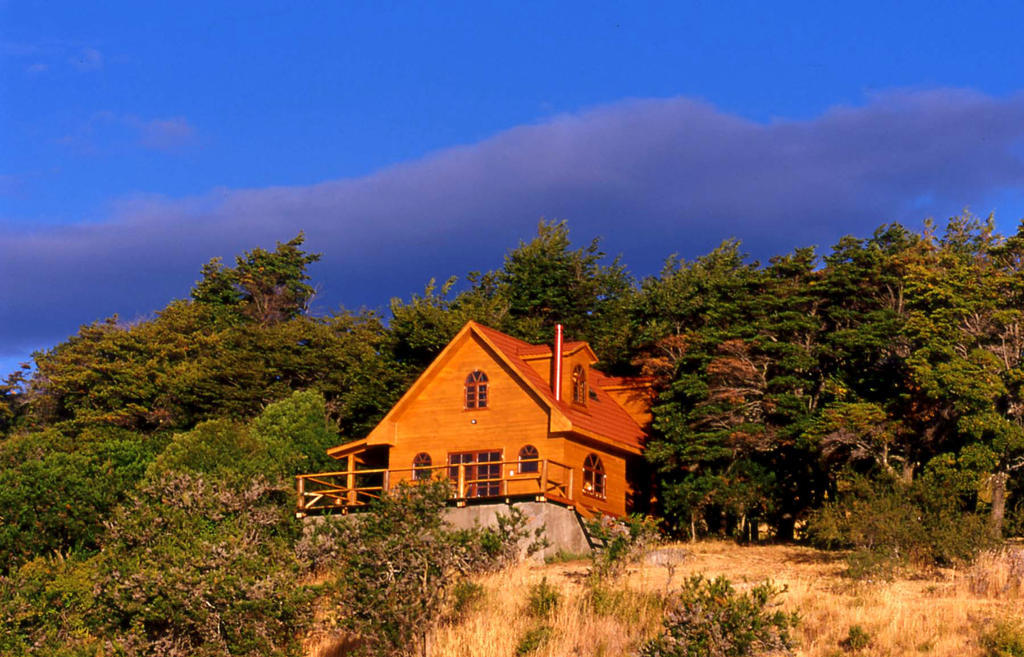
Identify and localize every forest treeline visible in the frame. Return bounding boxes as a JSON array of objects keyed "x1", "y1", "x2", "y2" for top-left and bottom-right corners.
[
  {"x1": 3, "y1": 215, "x2": 1024, "y2": 653},
  {"x1": 3, "y1": 216, "x2": 1024, "y2": 556}
]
